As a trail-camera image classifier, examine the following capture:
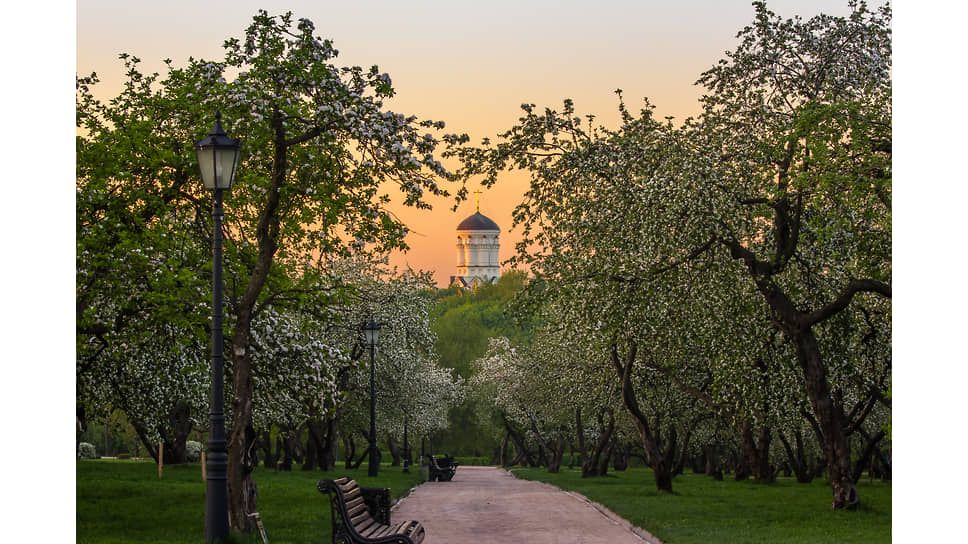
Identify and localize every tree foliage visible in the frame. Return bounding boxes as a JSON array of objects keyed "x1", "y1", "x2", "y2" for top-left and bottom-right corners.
[
  {"x1": 77, "y1": 10, "x2": 467, "y2": 531},
  {"x1": 450, "y1": 0, "x2": 891, "y2": 507}
]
